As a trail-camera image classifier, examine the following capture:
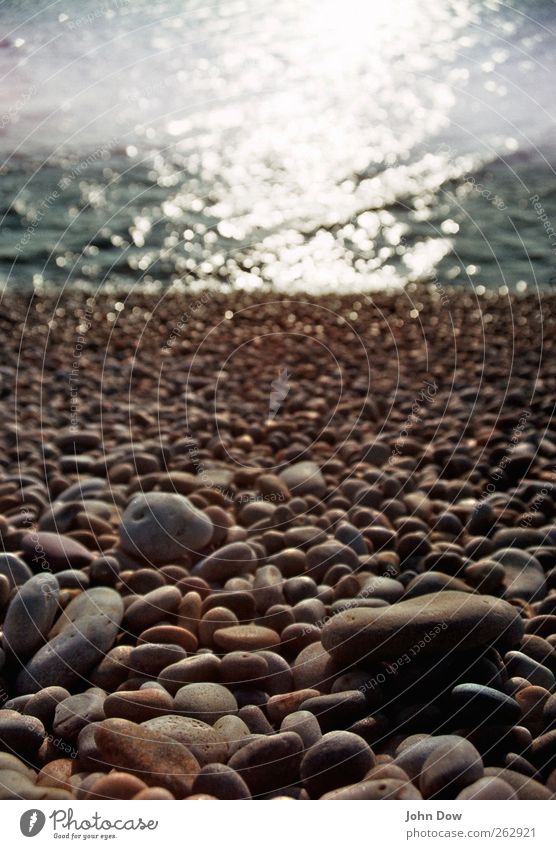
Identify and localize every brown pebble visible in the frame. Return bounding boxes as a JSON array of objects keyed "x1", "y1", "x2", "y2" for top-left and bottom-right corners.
[
  {"x1": 89, "y1": 772, "x2": 148, "y2": 800},
  {"x1": 94, "y1": 718, "x2": 200, "y2": 797},
  {"x1": 213, "y1": 624, "x2": 280, "y2": 651}
]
